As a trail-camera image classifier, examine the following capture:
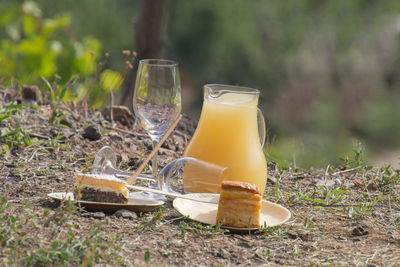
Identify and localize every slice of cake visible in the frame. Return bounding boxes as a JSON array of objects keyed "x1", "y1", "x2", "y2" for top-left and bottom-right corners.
[
  {"x1": 216, "y1": 180, "x2": 262, "y2": 228},
  {"x1": 74, "y1": 173, "x2": 129, "y2": 204}
]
